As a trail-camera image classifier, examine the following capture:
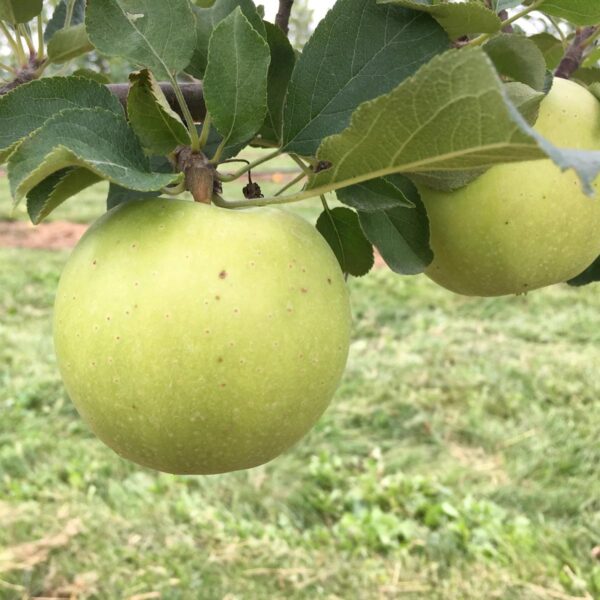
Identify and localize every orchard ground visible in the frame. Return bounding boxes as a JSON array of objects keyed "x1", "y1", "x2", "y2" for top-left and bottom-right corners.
[{"x1": 1, "y1": 150, "x2": 599, "y2": 599}]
